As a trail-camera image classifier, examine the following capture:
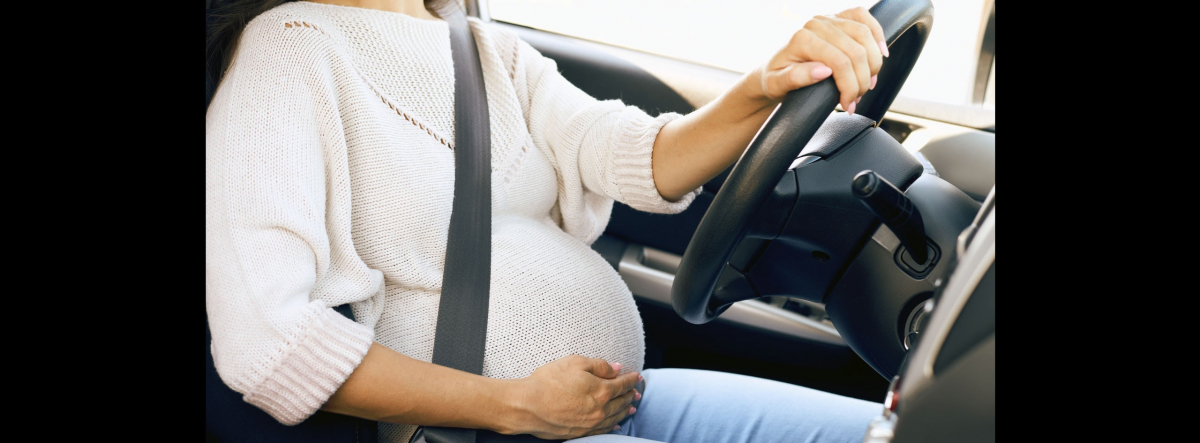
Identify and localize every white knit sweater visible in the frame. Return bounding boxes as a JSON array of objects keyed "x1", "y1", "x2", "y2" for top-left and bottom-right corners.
[{"x1": 205, "y1": 2, "x2": 699, "y2": 440}]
